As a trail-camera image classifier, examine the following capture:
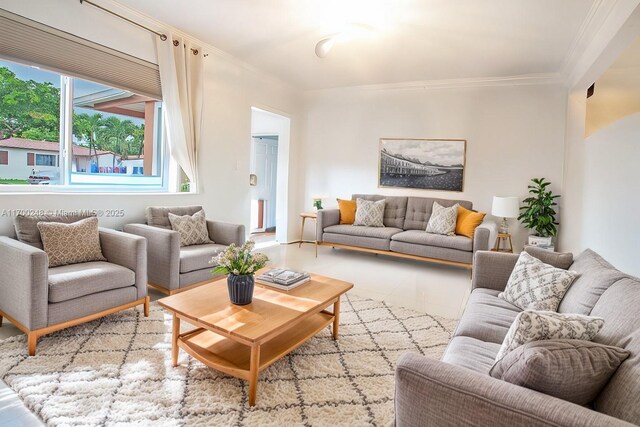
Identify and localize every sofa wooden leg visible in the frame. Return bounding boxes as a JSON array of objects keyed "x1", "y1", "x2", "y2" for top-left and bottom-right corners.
[
  {"x1": 143, "y1": 296, "x2": 150, "y2": 317},
  {"x1": 28, "y1": 333, "x2": 37, "y2": 356},
  {"x1": 0, "y1": 315, "x2": 3, "y2": 327}
]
